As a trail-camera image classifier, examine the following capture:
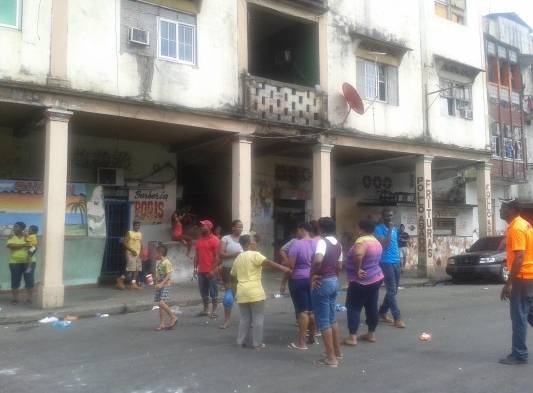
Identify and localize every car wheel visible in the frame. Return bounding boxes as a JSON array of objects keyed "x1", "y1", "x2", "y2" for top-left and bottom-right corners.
[{"x1": 499, "y1": 264, "x2": 509, "y2": 283}]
